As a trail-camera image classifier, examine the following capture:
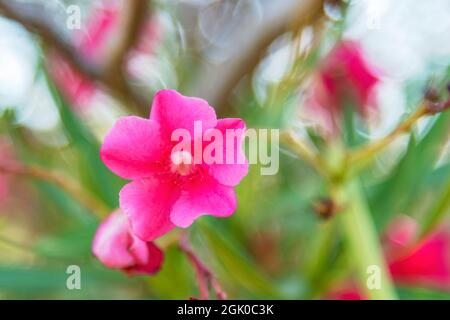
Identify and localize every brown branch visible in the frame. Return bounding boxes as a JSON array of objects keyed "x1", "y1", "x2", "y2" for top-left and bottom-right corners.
[
  {"x1": 0, "y1": 1, "x2": 101, "y2": 77},
  {"x1": 0, "y1": 0, "x2": 150, "y2": 115},
  {"x1": 210, "y1": 0, "x2": 325, "y2": 114},
  {"x1": 0, "y1": 162, "x2": 109, "y2": 219},
  {"x1": 103, "y1": 0, "x2": 152, "y2": 113},
  {"x1": 107, "y1": 0, "x2": 150, "y2": 69},
  {"x1": 349, "y1": 103, "x2": 429, "y2": 166}
]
